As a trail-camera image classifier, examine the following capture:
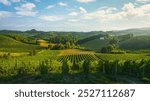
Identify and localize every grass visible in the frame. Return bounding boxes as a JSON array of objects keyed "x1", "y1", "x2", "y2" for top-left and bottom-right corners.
[
  {"x1": 95, "y1": 53, "x2": 150, "y2": 61},
  {"x1": 0, "y1": 35, "x2": 43, "y2": 52},
  {"x1": 80, "y1": 38, "x2": 109, "y2": 51},
  {"x1": 119, "y1": 35, "x2": 150, "y2": 50},
  {"x1": 0, "y1": 52, "x2": 29, "y2": 57},
  {"x1": 80, "y1": 35, "x2": 150, "y2": 51}
]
